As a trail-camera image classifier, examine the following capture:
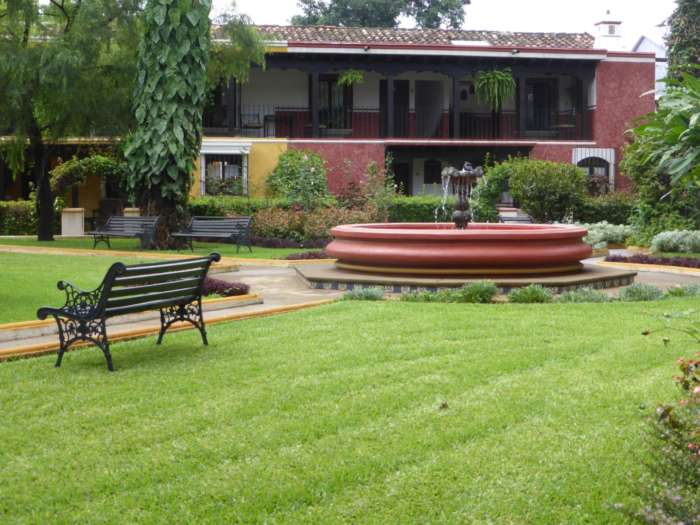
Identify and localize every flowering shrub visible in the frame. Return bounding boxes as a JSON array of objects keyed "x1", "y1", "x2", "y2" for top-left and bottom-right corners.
[
  {"x1": 202, "y1": 277, "x2": 249, "y2": 297},
  {"x1": 266, "y1": 149, "x2": 331, "y2": 210},
  {"x1": 580, "y1": 221, "x2": 634, "y2": 248},
  {"x1": 651, "y1": 230, "x2": 700, "y2": 254},
  {"x1": 507, "y1": 284, "x2": 553, "y2": 303},
  {"x1": 606, "y1": 254, "x2": 700, "y2": 269}
]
